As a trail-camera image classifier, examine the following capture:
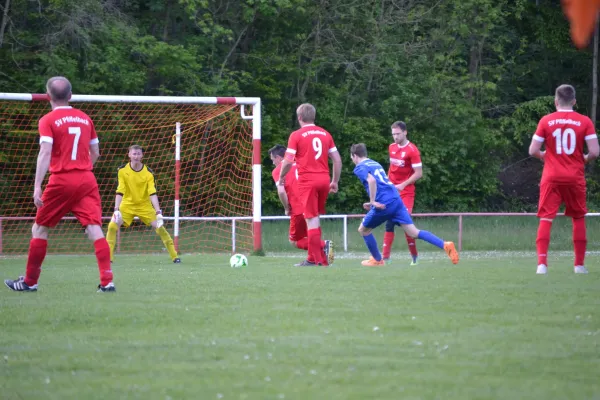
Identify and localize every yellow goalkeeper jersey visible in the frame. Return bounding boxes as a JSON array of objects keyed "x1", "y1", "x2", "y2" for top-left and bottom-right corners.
[{"x1": 116, "y1": 163, "x2": 157, "y2": 207}]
